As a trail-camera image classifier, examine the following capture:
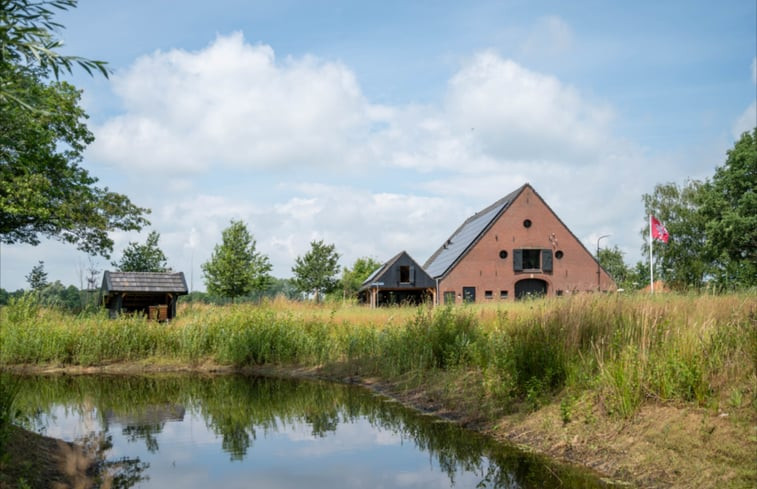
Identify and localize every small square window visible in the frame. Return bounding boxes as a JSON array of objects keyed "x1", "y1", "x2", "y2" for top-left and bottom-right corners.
[
  {"x1": 485, "y1": 290, "x2": 493, "y2": 299},
  {"x1": 443, "y1": 291, "x2": 455, "y2": 304},
  {"x1": 500, "y1": 290, "x2": 509, "y2": 299}
]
